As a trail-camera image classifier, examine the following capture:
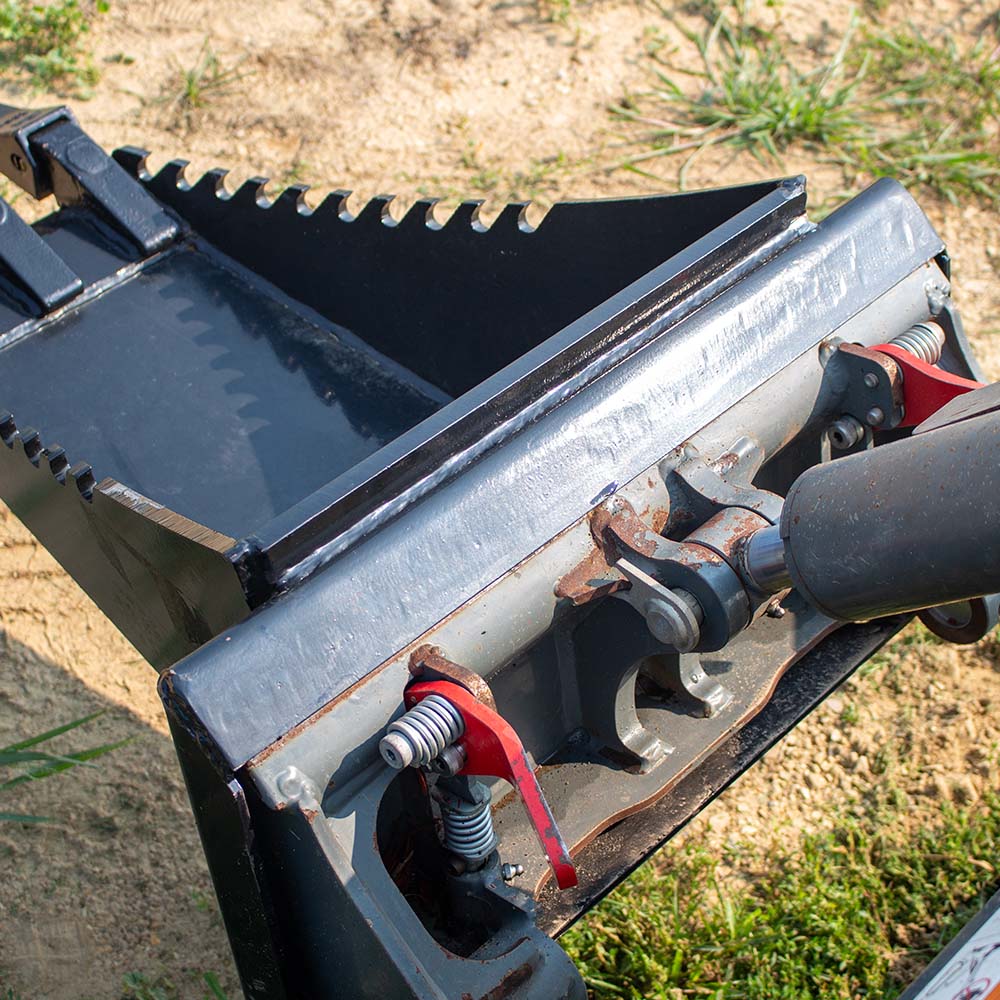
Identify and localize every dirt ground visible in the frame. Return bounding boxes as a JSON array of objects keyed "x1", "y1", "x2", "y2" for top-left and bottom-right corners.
[{"x1": 1, "y1": 1, "x2": 999, "y2": 997}]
